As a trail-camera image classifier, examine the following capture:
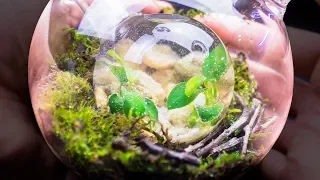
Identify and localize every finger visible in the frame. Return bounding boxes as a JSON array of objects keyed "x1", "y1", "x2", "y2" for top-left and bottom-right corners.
[
  {"x1": 273, "y1": 120, "x2": 297, "y2": 154},
  {"x1": 261, "y1": 149, "x2": 288, "y2": 180},
  {"x1": 194, "y1": 12, "x2": 290, "y2": 77},
  {"x1": 246, "y1": 59, "x2": 292, "y2": 113},
  {"x1": 287, "y1": 26, "x2": 320, "y2": 80},
  {"x1": 291, "y1": 77, "x2": 320, "y2": 114},
  {"x1": 310, "y1": 57, "x2": 320, "y2": 96},
  {"x1": 142, "y1": 0, "x2": 173, "y2": 14},
  {"x1": 0, "y1": 88, "x2": 64, "y2": 179}
]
